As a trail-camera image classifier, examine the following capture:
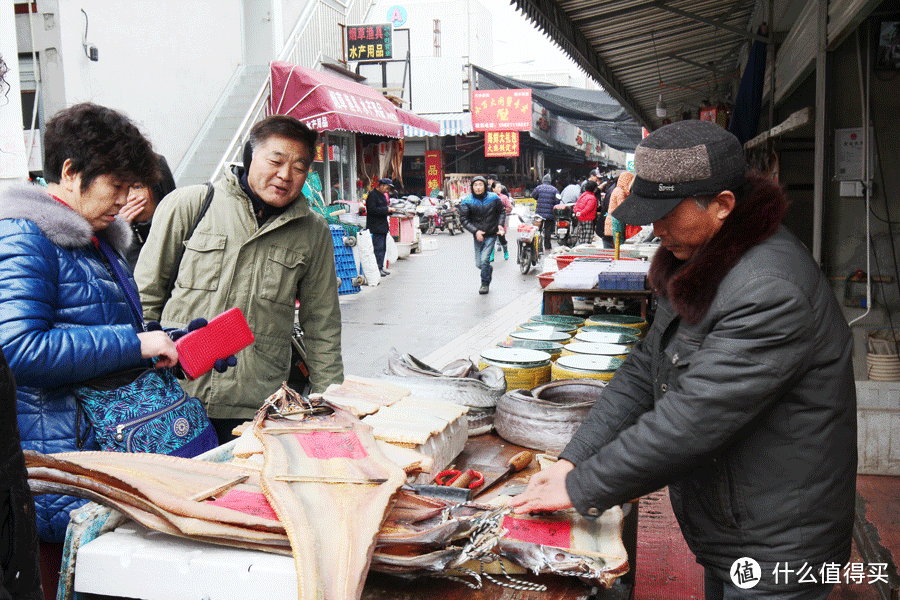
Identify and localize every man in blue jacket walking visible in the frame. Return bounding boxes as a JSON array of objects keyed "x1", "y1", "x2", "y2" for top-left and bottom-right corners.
[
  {"x1": 459, "y1": 176, "x2": 505, "y2": 294},
  {"x1": 532, "y1": 173, "x2": 559, "y2": 251}
]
